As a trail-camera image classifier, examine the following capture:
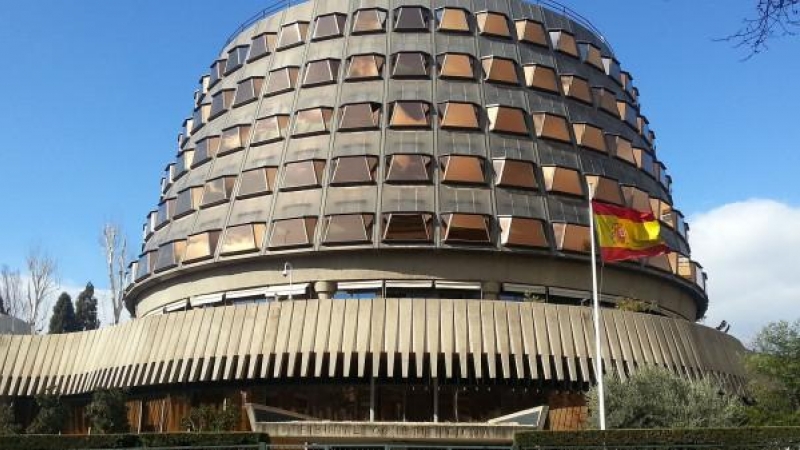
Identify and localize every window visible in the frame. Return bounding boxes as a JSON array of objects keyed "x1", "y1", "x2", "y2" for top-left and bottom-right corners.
[
  {"x1": 238, "y1": 166, "x2": 278, "y2": 198},
  {"x1": 437, "y1": 53, "x2": 476, "y2": 80},
  {"x1": 193, "y1": 137, "x2": 220, "y2": 167},
  {"x1": 338, "y1": 103, "x2": 381, "y2": 130},
  {"x1": 135, "y1": 252, "x2": 155, "y2": 281},
  {"x1": 487, "y1": 106, "x2": 528, "y2": 135},
  {"x1": 394, "y1": 6, "x2": 429, "y2": 31},
  {"x1": 389, "y1": 101, "x2": 431, "y2": 128},
  {"x1": 633, "y1": 147, "x2": 655, "y2": 174},
  {"x1": 586, "y1": 175, "x2": 623, "y2": 205},
  {"x1": 617, "y1": 100, "x2": 638, "y2": 126},
  {"x1": 515, "y1": 19, "x2": 548, "y2": 46},
  {"x1": 482, "y1": 56, "x2": 520, "y2": 85},
  {"x1": 346, "y1": 54, "x2": 384, "y2": 81},
  {"x1": 174, "y1": 186, "x2": 204, "y2": 218},
  {"x1": 303, "y1": 59, "x2": 340, "y2": 87},
  {"x1": 225, "y1": 45, "x2": 249, "y2": 74},
  {"x1": 265, "y1": 66, "x2": 300, "y2": 96},
  {"x1": 580, "y1": 43, "x2": 604, "y2": 71},
  {"x1": 293, "y1": 107, "x2": 333, "y2": 136},
  {"x1": 560, "y1": 75, "x2": 592, "y2": 104},
  {"x1": 209, "y1": 89, "x2": 235, "y2": 119},
  {"x1": 442, "y1": 214, "x2": 491, "y2": 244},
  {"x1": 313, "y1": 13, "x2": 346, "y2": 41},
  {"x1": 352, "y1": 8, "x2": 387, "y2": 34},
  {"x1": 269, "y1": 218, "x2": 317, "y2": 248},
  {"x1": 385, "y1": 154, "x2": 432, "y2": 183},
  {"x1": 440, "y1": 155, "x2": 485, "y2": 184},
  {"x1": 553, "y1": 223, "x2": 590, "y2": 252},
  {"x1": 549, "y1": 30, "x2": 579, "y2": 57},
  {"x1": 573, "y1": 123, "x2": 607, "y2": 153},
  {"x1": 532, "y1": 113, "x2": 572, "y2": 143},
  {"x1": 277, "y1": 21, "x2": 309, "y2": 49},
  {"x1": 621, "y1": 186, "x2": 651, "y2": 212},
  {"x1": 219, "y1": 124, "x2": 251, "y2": 155},
  {"x1": 202, "y1": 176, "x2": 236, "y2": 207},
  {"x1": 323, "y1": 214, "x2": 374, "y2": 244},
  {"x1": 493, "y1": 159, "x2": 538, "y2": 190},
  {"x1": 392, "y1": 52, "x2": 430, "y2": 78},
  {"x1": 475, "y1": 11, "x2": 511, "y2": 38},
  {"x1": 252, "y1": 115, "x2": 289, "y2": 144},
  {"x1": 542, "y1": 166, "x2": 583, "y2": 196},
  {"x1": 330, "y1": 156, "x2": 378, "y2": 185},
  {"x1": 183, "y1": 231, "x2": 221, "y2": 263},
  {"x1": 499, "y1": 217, "x2": 548, "y2": 248},
  {"x1": 383, "y1": 213, "x2": 433, "y2": 242},
  {"x1": 249, "y1": 32, "x2": 276, "y2": 61},
  {"x1": 647, "y1": 252, "x2": 678, "y2": 273},
  {"x1": 209, "y1": 59, "x2": 226, "y2": 87},
  {"x1": 191, "y1": 104, "x2": 211, "y2": 131},
  {"x1": 608, "y1": 135, "x2": 636, "y2": 165},
  {"x1": 221, "y1": 223, "x2": 267, "y2": 255},
  {"x1": 436, "y1": 8, "x2": 470, "y2": 32},
  {"x1": 154, "y1": 240, "x2": 186, "y2": 272},
  {"x1": 280, "y1": 160, "x2": 325, "y2": 190},
  {"x1": 439, "y1": 102, "x2": 480, "y2": 130},
  {"x1": 594, "y1": 87, "x2": 620, "y2": 117},
  {"x1": 523, "y1": 64, "x2": 559, "y2": 93},
  {"x1": 234, "y1": 77, "x2": 264, "y2": 106},
  {"x1": 175, "y1": 149, "x2": 195, "y2": 178}
]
